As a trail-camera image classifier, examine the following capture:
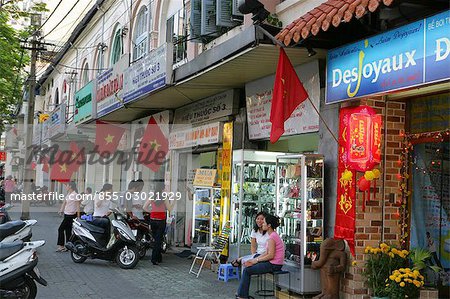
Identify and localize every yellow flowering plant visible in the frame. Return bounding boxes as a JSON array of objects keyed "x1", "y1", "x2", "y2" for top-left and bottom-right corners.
[
  {"x1": 363, "y1": 243, "x2": 409, "y2": 297},
  {"x1": 385, "y1": 268, "x2": 424, "y2": 298}
]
